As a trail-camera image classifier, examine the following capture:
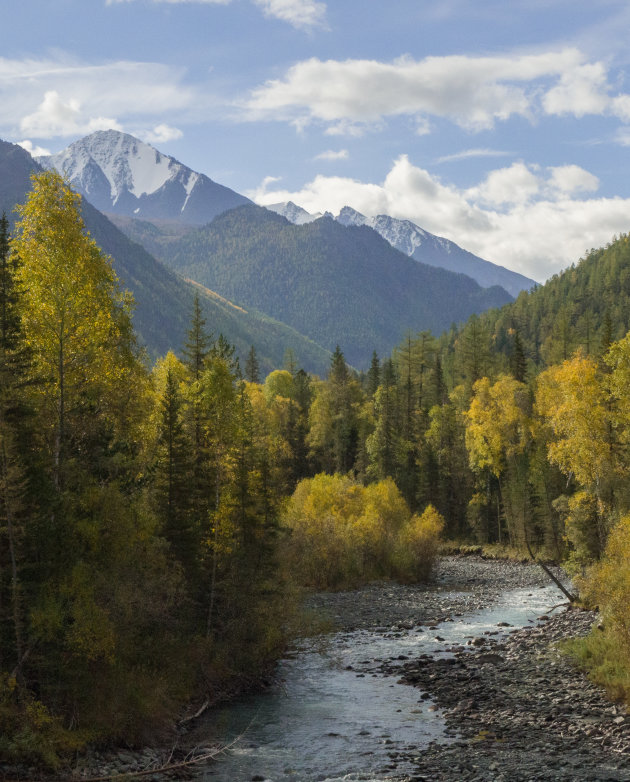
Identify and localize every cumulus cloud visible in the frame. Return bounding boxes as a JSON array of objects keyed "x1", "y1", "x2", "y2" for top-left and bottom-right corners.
[
  {"x1": 0, "y1": 55, "x2": 196, "y2": 140},
  {"x1": 248, "y1": 156, "x2": 629, "y2": 282},
  {"x1": 17, "y1": 139, "x2": 51, "y2": 157},
  {"x1": 466, "y1": 162, "x2": 541, "y2": 207},
  {"x1": 542, "y1": 63, "x2": 609, "y2": 117},
  {"x1": 243, "y1": 48, "x2": 630, "y2": 133},
  {"x1": 20, "y1": 91, "x2": 122, "y2": 138},
  {"x1": 138, "y1": 123, "x2": 184, "y2": 144},
  {"x1": 252, "y1": 0, "x2": 327, "y2": 29},
  {"x1": 314, "y1": 148, "x2": 348, "y2": 161},
  {"x1": 546, "y1": 165, "x2": 599, "y2": 196}
]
